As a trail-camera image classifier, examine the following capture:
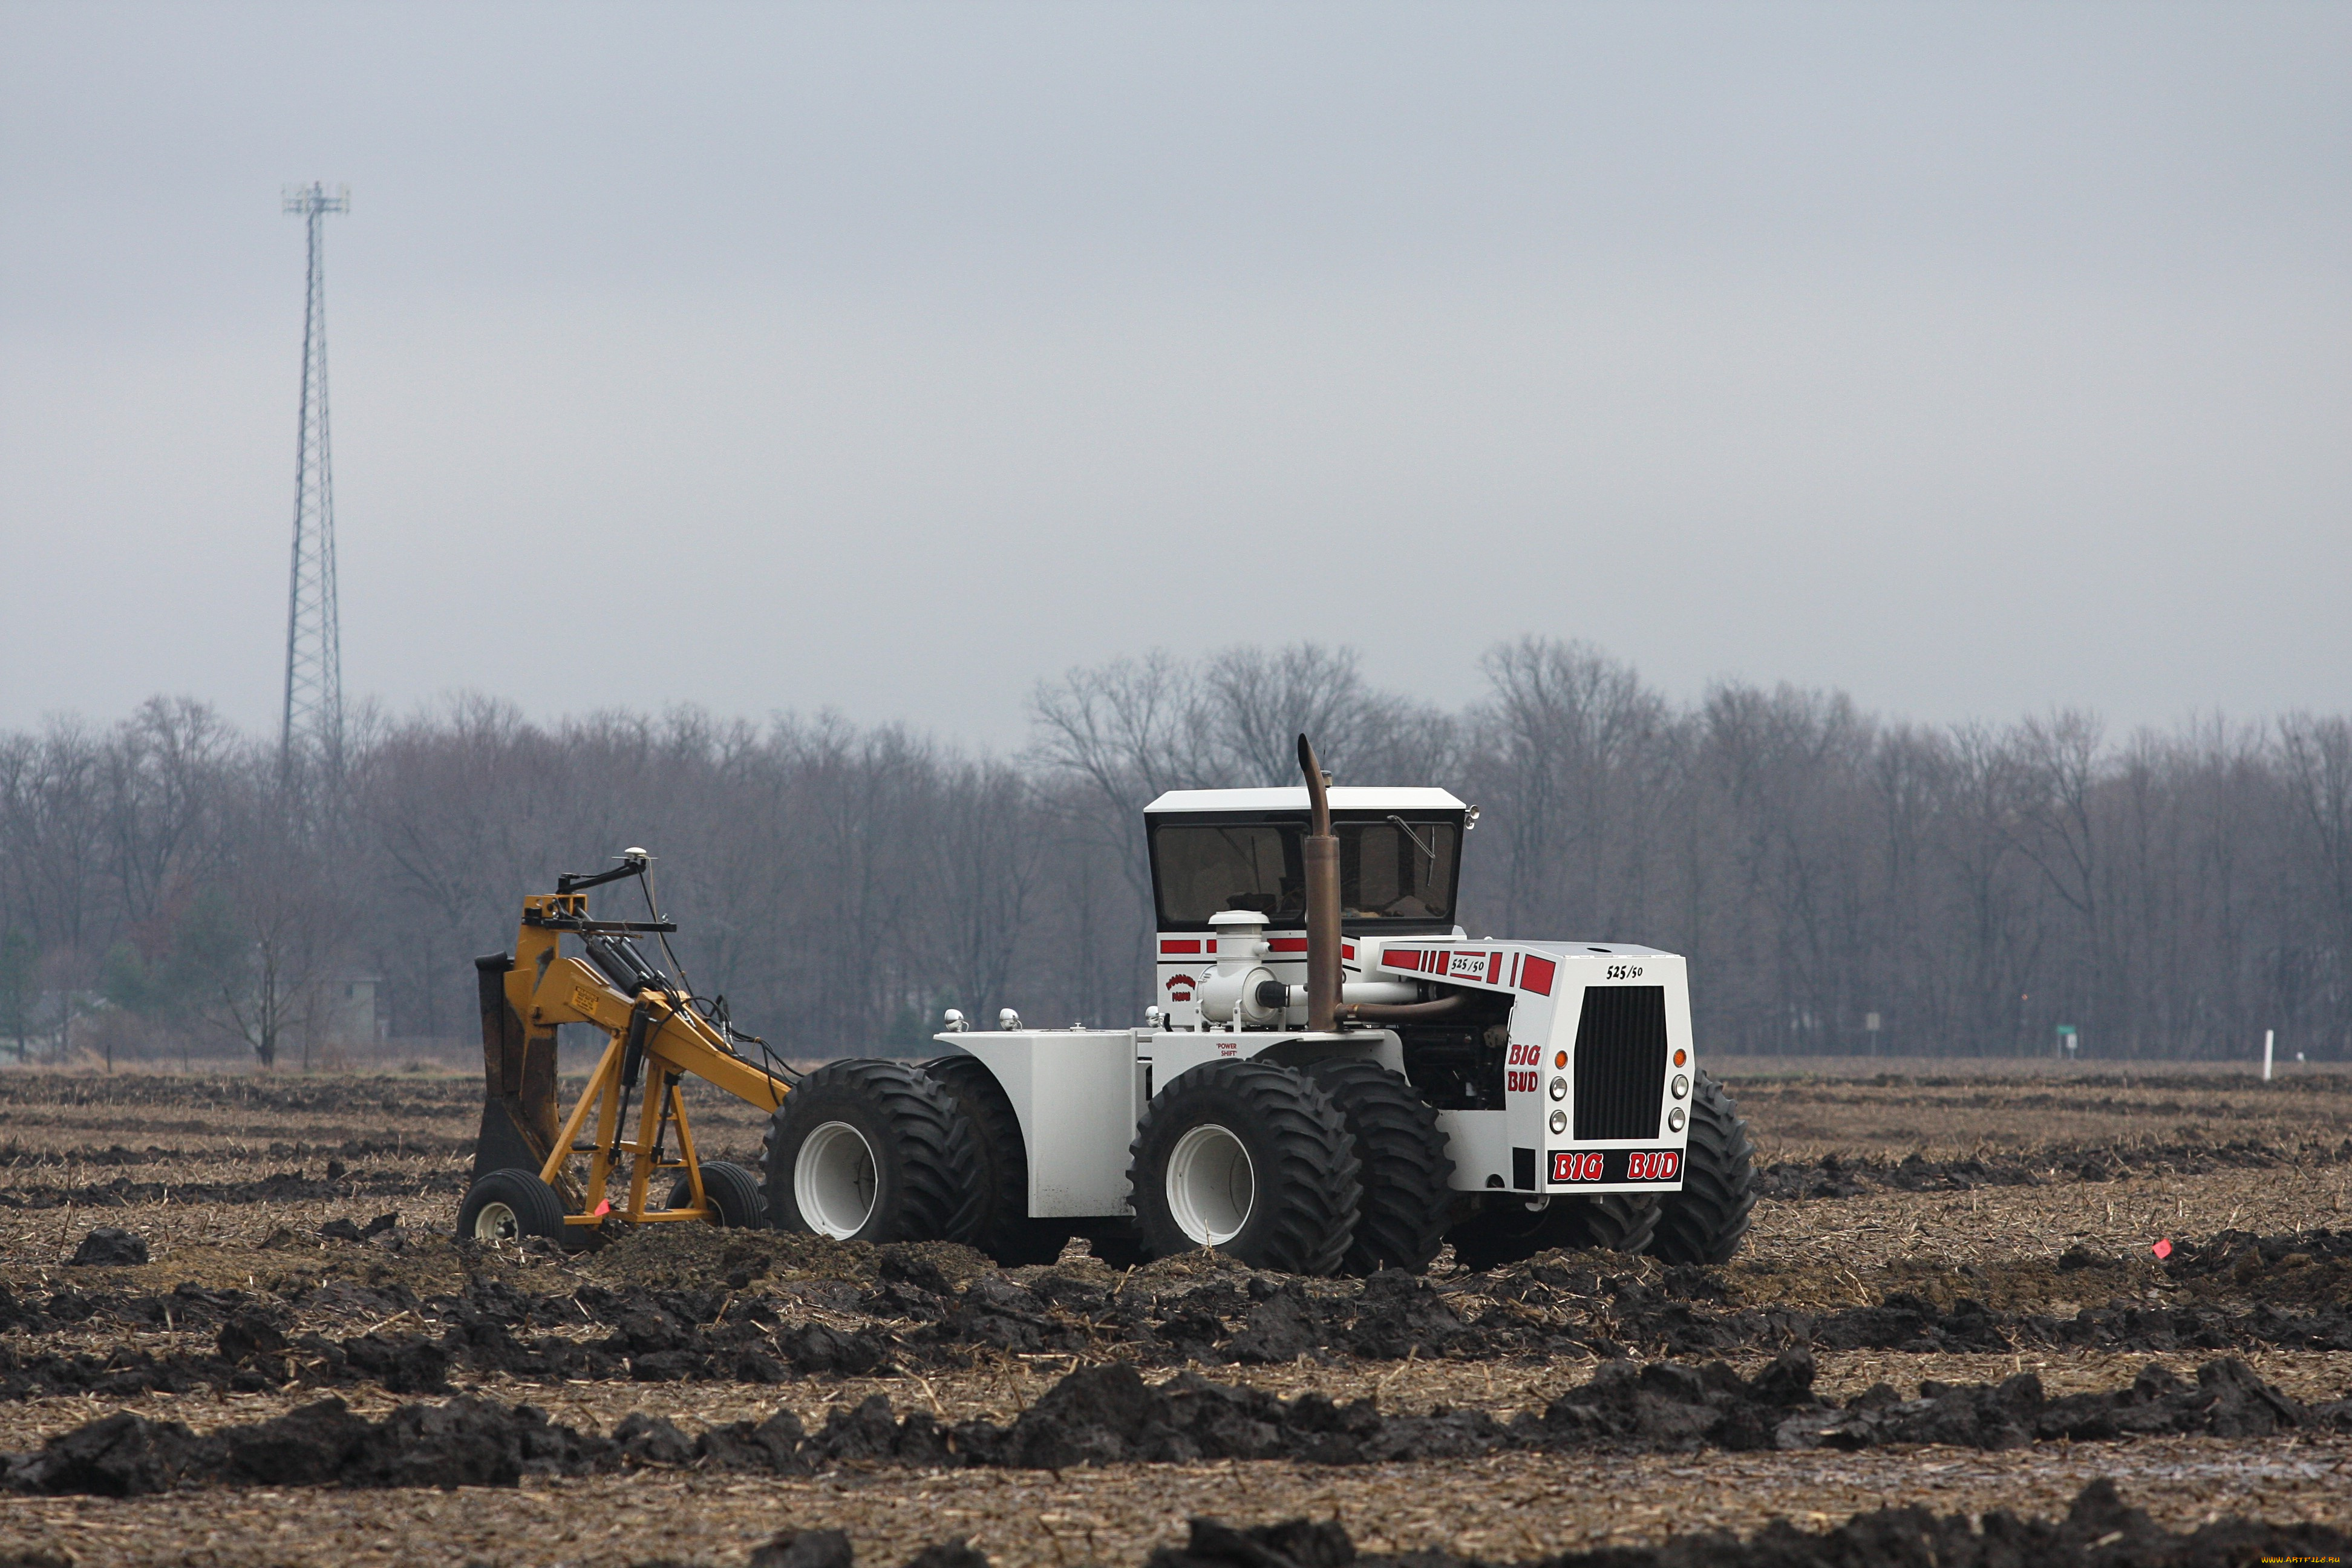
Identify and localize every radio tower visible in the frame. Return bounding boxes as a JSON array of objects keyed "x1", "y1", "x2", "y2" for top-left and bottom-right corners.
[{"x1": 279, "y1": 181, "x2": 349, "y2": 785}]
